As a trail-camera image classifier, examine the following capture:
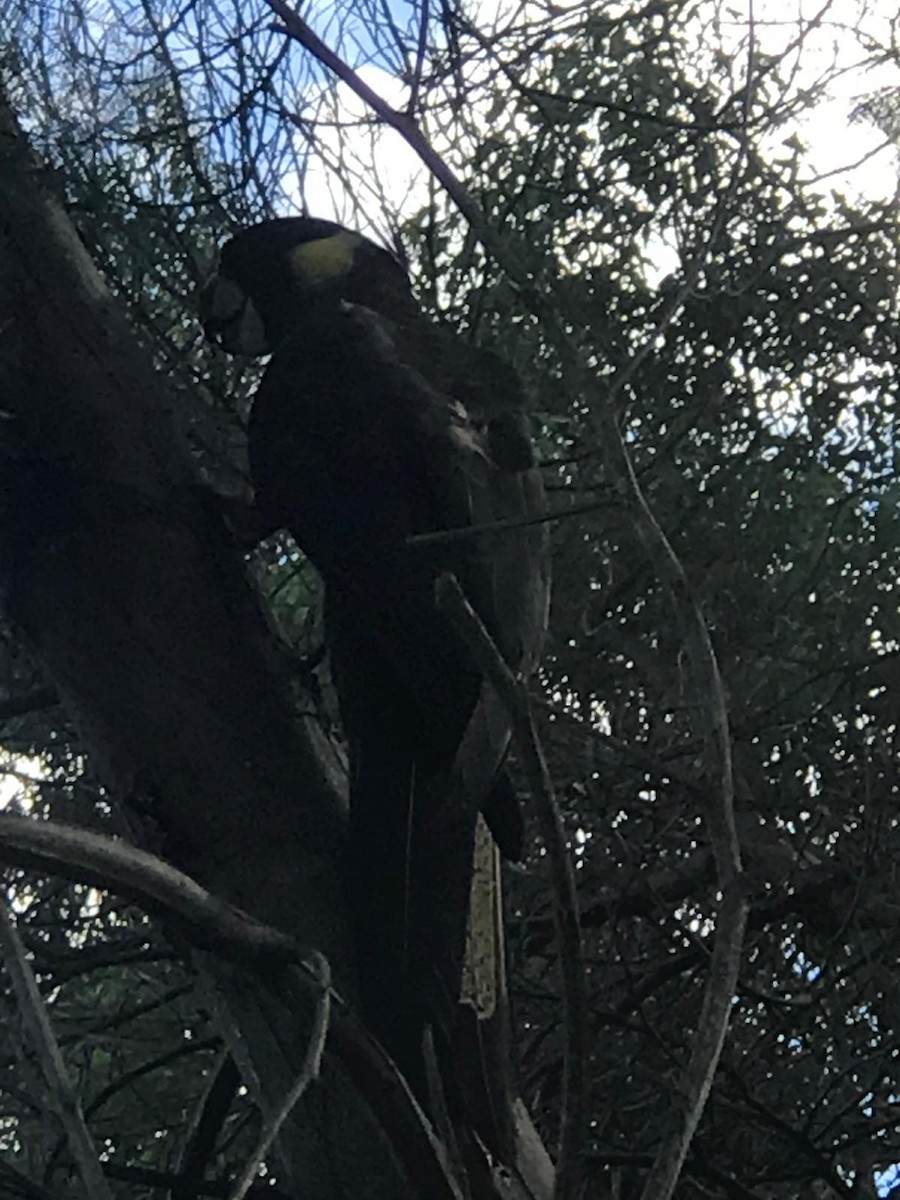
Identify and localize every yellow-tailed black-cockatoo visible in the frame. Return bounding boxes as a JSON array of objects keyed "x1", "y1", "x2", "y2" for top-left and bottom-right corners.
[{"x1": 201, "y1": 216, "x2": 548, "y2": 1093}]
